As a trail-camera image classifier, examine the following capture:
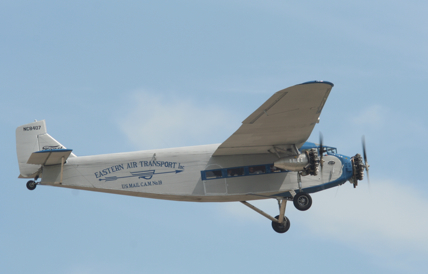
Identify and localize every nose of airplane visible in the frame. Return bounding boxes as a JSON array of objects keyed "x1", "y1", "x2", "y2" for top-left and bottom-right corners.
[{"x1": 339, "y1": 155, "x2": 354, "y2": 178}]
